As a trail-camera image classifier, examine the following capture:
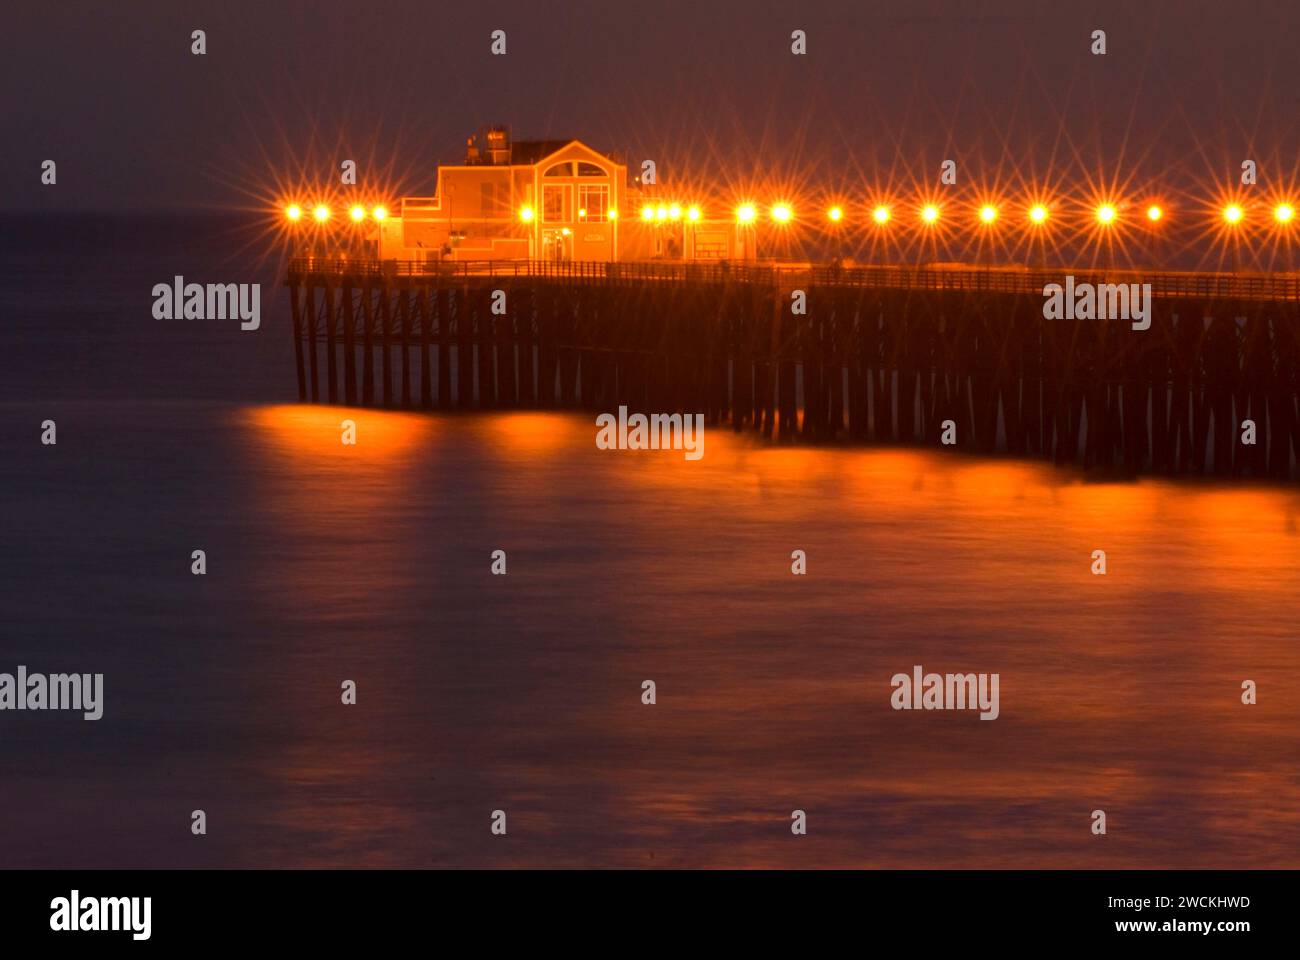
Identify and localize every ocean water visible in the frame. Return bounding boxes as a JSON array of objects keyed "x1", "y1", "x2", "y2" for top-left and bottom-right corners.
[{"x1": 0, "y1": 215, "x2": 1297, "y2": 868}]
